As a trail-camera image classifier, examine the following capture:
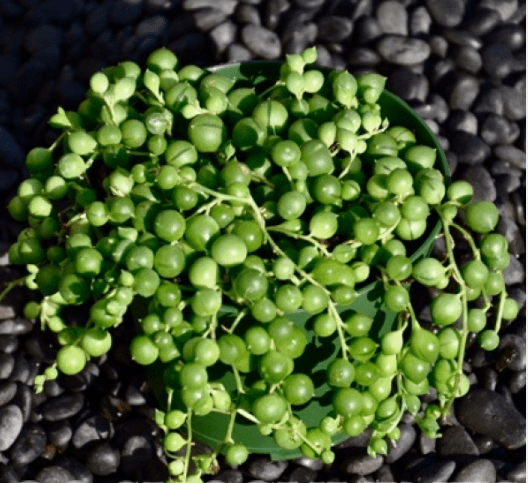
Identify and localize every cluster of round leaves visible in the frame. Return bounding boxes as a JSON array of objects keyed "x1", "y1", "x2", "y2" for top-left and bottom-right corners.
[{"x1": 6, "y1": 45, "x2": 520, "y2": 483}]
